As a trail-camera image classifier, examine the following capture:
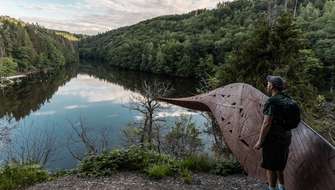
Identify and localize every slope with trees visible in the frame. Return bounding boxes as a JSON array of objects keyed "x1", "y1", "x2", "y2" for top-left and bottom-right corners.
[{"x1": 0, "y1": 16, "x2": 81, "y2": 77}]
